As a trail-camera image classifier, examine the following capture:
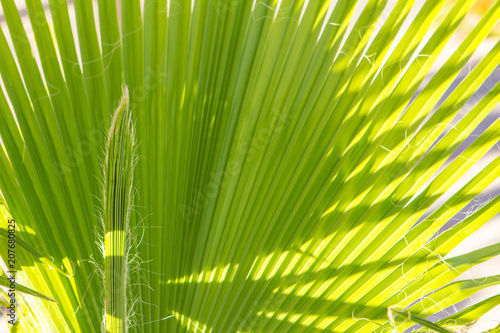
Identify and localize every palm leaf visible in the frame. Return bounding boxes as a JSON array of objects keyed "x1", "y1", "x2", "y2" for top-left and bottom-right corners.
[{"x1": 0, "y1": 0, "x2": 499, "y2": 332}]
